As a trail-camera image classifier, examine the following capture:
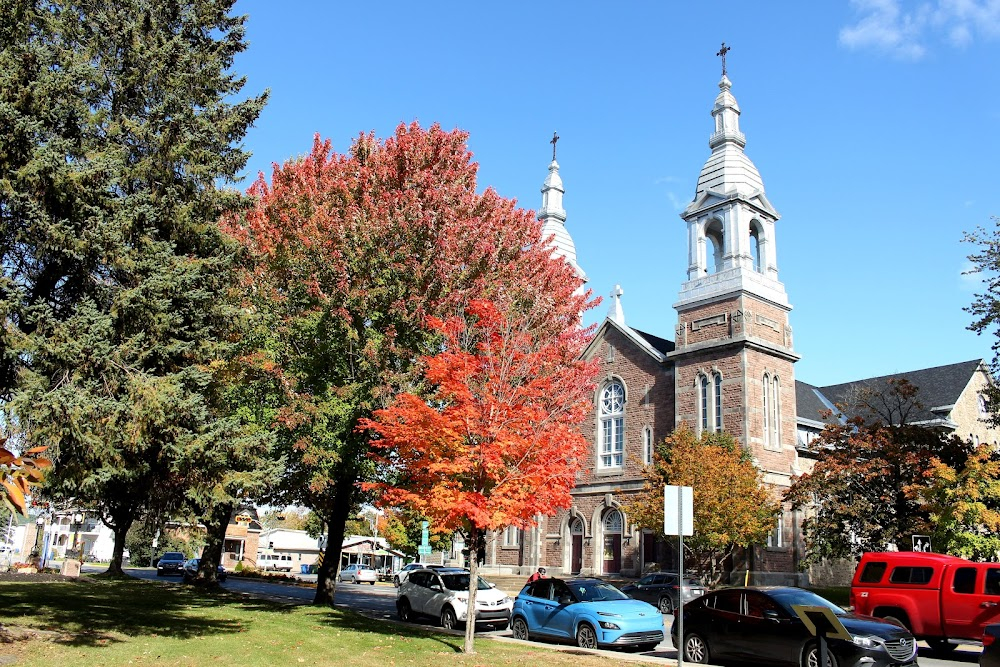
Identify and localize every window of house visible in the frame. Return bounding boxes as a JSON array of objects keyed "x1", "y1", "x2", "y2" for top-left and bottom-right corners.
[
  {"x1": 980, "y1": 394, "x2": 989, "y2": 418},
  {"x1": 771, "y1": 375, "x2": 780, "y2": 448},
  {"x1": 503, "y1": 525, "x2": 519, "y2": 548},
  {"x1": 699, "y1": 375, "x2": 709, "y2": 432},
  {"x1": 643, "y1": 427, "x2": 653, "y2": 465},
  {"x1": 766, "y1": 514, "x2": 783, "y2": 548},
  {"x1": 600, "y1": 381, "x2": 625, "y2": 468}
]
